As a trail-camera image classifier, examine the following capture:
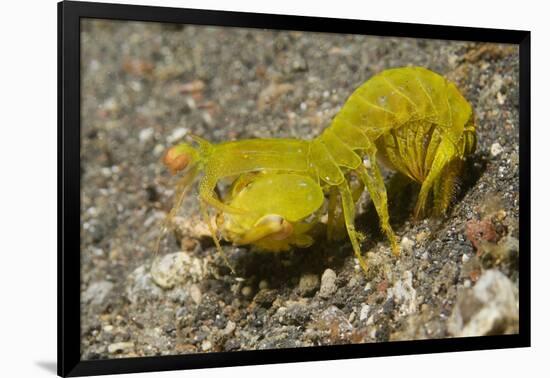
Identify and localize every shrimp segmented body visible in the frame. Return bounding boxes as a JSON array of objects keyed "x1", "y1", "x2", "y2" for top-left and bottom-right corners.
[{"x1": 161, "y1": 66, "x2": 477, "y2": 273}]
